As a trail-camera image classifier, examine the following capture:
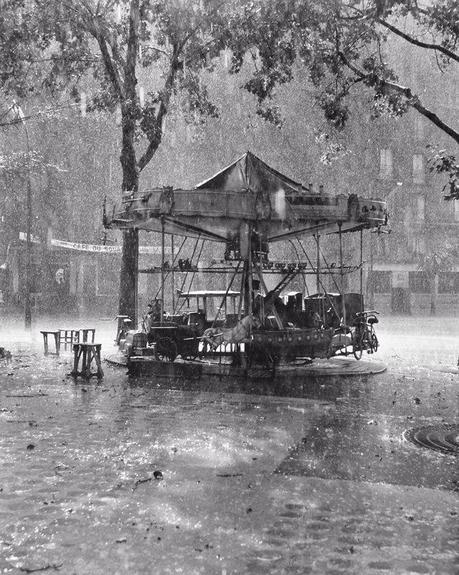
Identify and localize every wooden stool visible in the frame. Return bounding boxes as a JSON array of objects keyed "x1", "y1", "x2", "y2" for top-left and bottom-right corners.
[
  {"x1": 71, "y1": 343, "x2": 104, "y2": 379},
  {"x1": 40, "y1": 330, "x2": 60, "y2": 356},
  {"x1": 59, "y1": 329, "x2": 80, "y2": 350},
  {"x1": 79, "y1": 328, "x2": 96, "y2": 343}
]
